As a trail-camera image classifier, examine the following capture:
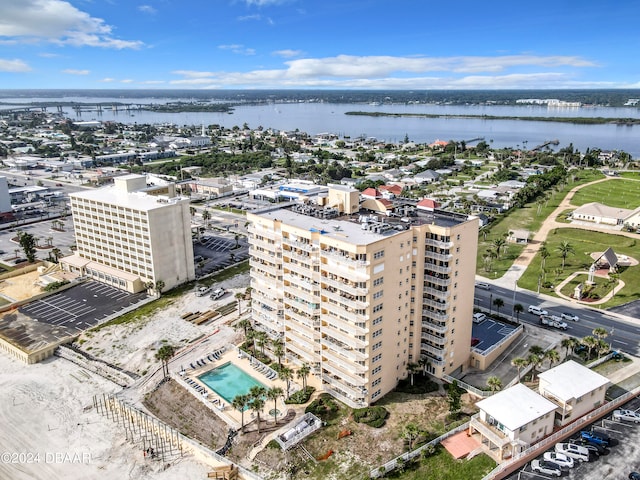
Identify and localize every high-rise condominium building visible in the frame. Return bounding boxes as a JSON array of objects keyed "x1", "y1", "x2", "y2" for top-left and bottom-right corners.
[
  {"x1": 247, "y1": 185, "x2": 478, "y2": 407},
  {"x1": 63, "y1": 174, "x2": 195, "y2": 293}
]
